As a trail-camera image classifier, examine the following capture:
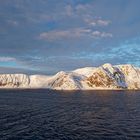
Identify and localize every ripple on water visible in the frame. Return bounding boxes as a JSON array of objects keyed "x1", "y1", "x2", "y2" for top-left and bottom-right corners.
[{"x1": 0, "y1": 90, "x2": 140, "y2": 140}]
